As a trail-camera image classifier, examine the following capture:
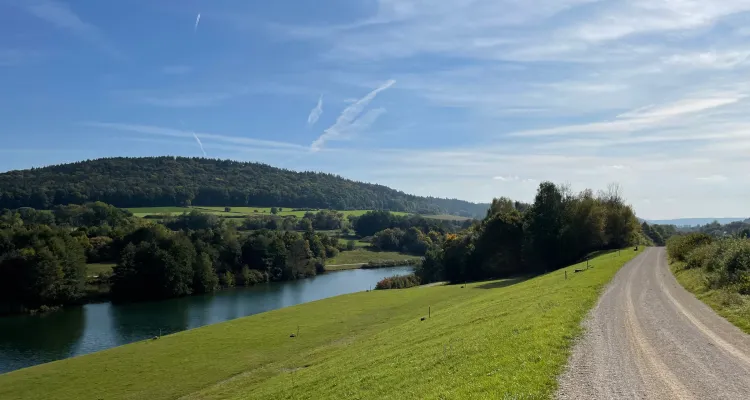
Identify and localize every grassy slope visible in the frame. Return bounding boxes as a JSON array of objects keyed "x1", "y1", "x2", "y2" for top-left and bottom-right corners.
[
  {"x1": 0, "y1": 249, "x2": 640, "y2": 400},
  {"x1": 85, "y1": 263, "x2": 115, "y2": 277},
  {"x1": 326, "y1": 249, "x2": 422, "y2": 267},
  {"x1": 670, "y1": 262, "x2": 750, "y2": 334}
]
